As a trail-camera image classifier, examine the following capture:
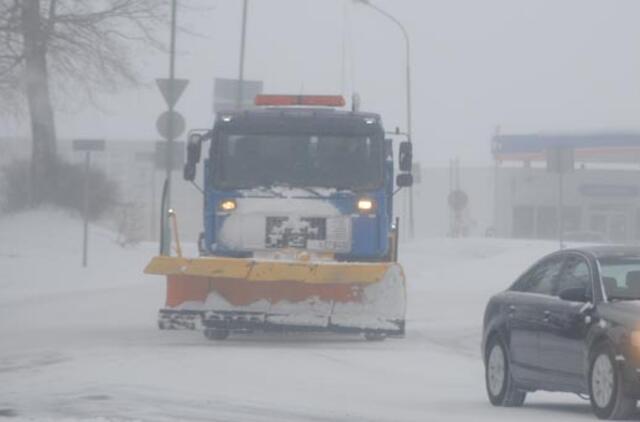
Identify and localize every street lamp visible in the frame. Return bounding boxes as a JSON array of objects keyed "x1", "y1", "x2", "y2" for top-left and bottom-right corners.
[{"x1": 353, "y1": 0, "x2": 415, "y2": 238}]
